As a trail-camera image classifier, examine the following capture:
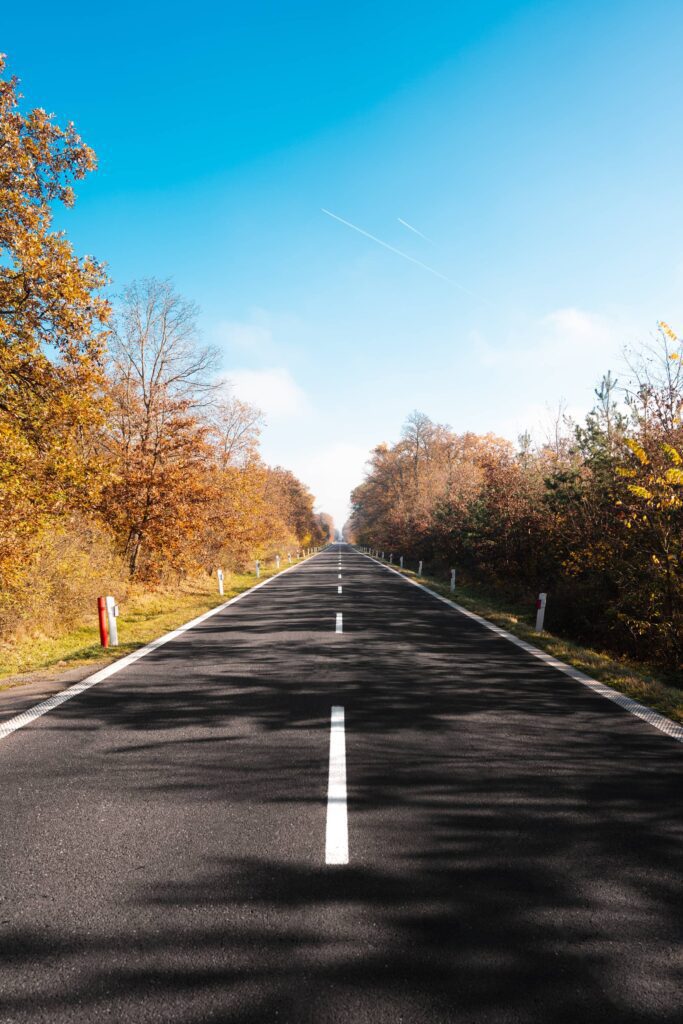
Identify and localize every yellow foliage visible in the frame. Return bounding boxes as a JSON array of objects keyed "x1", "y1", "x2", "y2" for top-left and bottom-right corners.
[
  {"x1": 663, "y1": 444, "x2": 682, "y2": 466},
  {"x1": 624, "y1": 438, "x2": 649, "y2": 465},
  {"x1": 658, "y1": 320, "x2": 678, "y2": 341}
]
